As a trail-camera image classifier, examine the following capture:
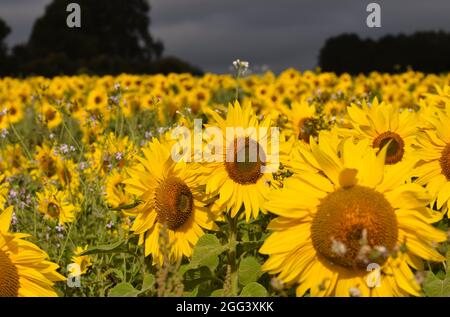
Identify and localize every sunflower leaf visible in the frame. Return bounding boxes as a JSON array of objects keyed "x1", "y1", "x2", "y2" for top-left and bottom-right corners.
[
  {"x1": 80, "y1": 240, "x2": 127, "y2": 256},
  {"x1": 238, "y1": 256, "x2": 261, "y2": 286},
  {"x1": 423, "y1": 271, "x2": 450, "y2": 297},
  {"x1": 141, "y1": 273, "x2": 155, "y2": 293},
  {"x1": 210, "y1": 289, "x2": 224, "y2": 297},
  {"x1": 190, "y1": 234, "x2": 227, "y2": 272},
  {"x1": 109, "y1": 200, "x2": 142, "y2": 211},
  {"x1": 240, "y1": 282, "x2": 268, "y2": 297},
  {"x1": 109, "y1": 283, "x2": 141, "y2": 297}
]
